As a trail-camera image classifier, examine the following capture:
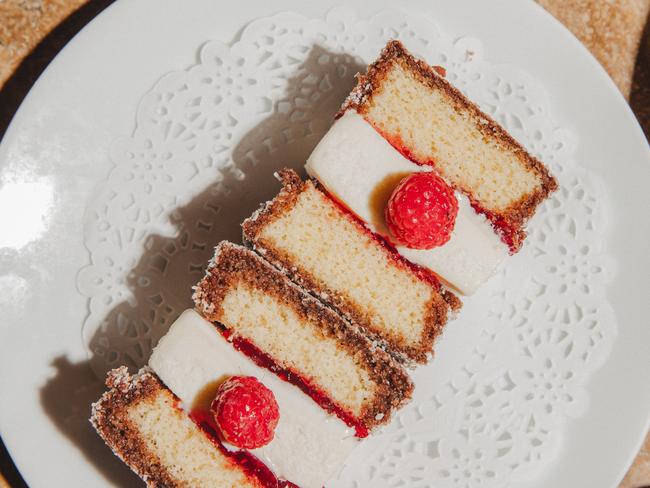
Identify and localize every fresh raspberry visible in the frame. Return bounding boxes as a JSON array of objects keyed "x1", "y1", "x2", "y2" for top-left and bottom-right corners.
[
  {"x1": 211, "y1": 376, "x2": 280, "y2": 449},
  {"x1": 385, "y1": 172, "x2": 458, "y2": 249}
]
